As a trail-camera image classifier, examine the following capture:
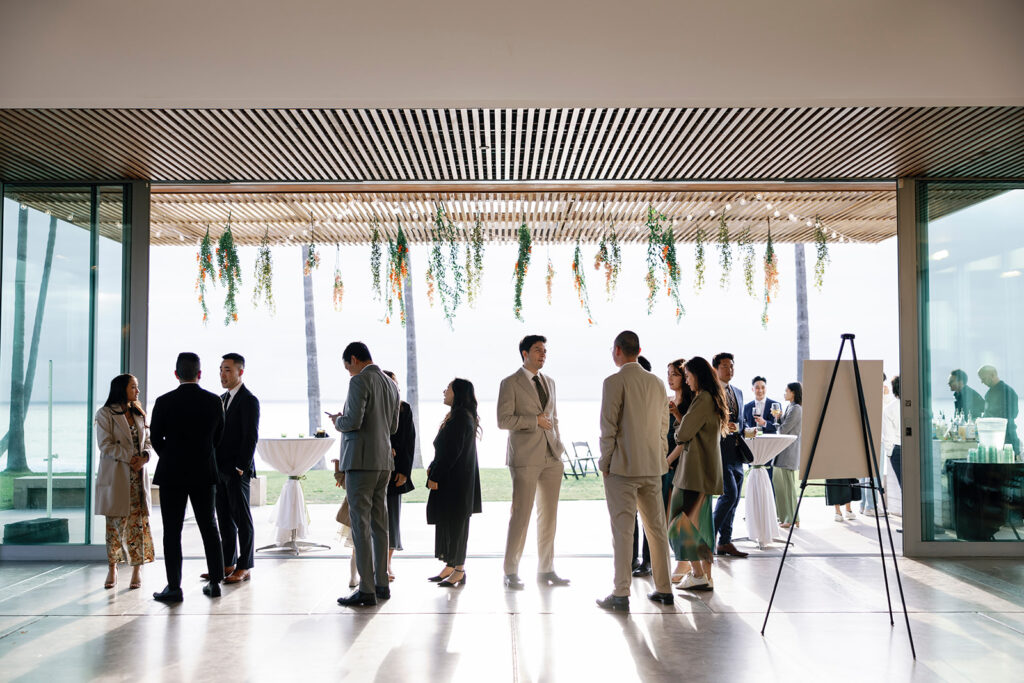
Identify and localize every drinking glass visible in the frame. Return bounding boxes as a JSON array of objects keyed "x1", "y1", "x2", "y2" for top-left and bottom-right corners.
[{"x1": 771, "y1": 402, "x2": 782, "y2": 427}]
